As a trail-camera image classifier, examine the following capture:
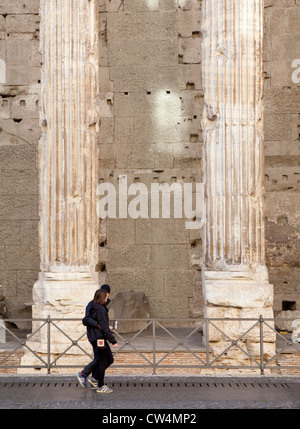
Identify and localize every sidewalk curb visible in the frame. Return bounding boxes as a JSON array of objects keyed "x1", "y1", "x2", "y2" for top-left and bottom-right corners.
[{"x1": 1, "y1": 373, "x2": 300, "y2": 384}]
